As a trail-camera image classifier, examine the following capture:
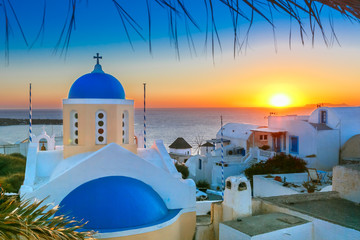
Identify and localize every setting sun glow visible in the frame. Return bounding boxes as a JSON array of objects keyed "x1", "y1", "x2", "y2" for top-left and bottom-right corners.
[{"x1": 269, "y1": 94, "x2": 291, "y2": 107}]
